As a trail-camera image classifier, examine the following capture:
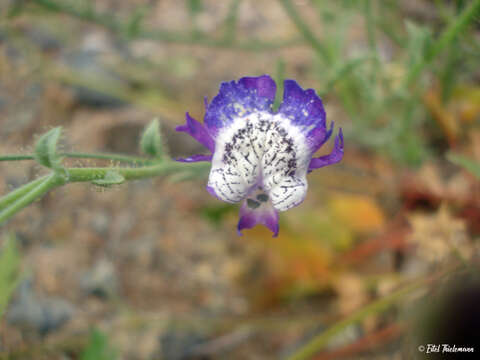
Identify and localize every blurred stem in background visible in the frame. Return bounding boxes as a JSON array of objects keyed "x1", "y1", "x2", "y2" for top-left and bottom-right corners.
[
  {"x1": 0, "y1": 235, "x2": 21, "y2": 318},
  {"x1": 286, "y1": 264, "x2": 463, "y2": 360},
  {"x1": 22, "y1": 0, "x2": 302, "y2": 51}
]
